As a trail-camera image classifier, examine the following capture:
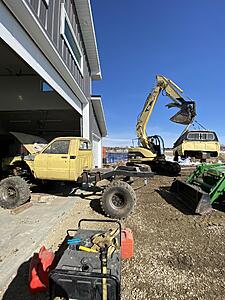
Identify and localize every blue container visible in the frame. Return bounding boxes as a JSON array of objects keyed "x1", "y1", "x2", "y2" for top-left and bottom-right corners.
[{"x1": 106, "y1": 152, "x2": 128, "y2": 164}]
